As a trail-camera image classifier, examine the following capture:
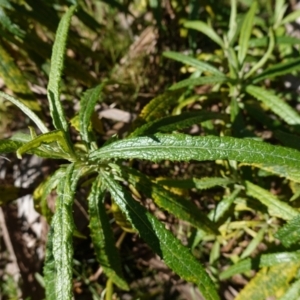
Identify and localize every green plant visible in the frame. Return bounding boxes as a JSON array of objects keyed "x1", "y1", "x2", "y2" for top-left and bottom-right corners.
[{"x1": 3, "y1": 2, "x2": 300, "y2": 300}]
